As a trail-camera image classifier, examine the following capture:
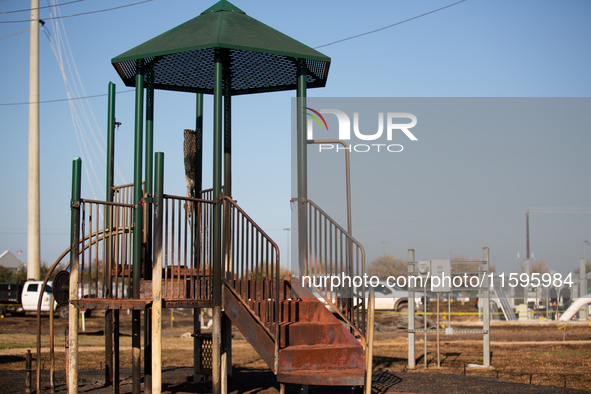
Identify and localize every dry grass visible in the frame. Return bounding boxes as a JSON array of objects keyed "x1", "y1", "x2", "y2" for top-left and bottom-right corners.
[{"x1": 1, "y1": 308, "x2": 590, "y2": 391}]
